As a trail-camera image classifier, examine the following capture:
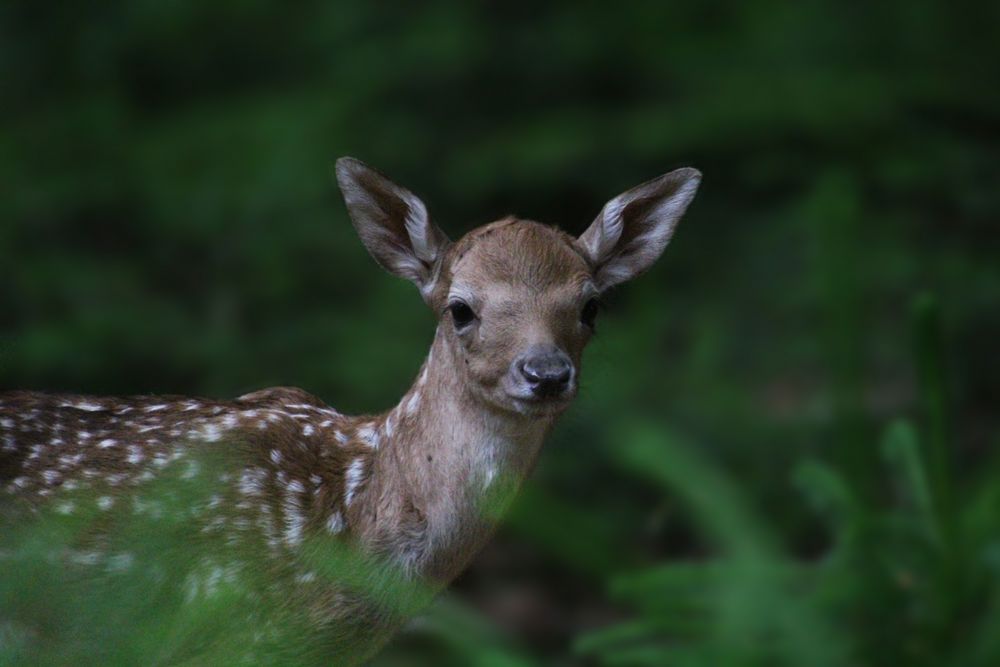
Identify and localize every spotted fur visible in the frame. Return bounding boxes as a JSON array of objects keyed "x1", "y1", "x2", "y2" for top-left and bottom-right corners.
[
  {"x1": 1, "y1": 388, "x2": 370, "y2": 535},
  {"x1": 0, "y1": 157, "x2": 701, "y2": 664}
]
